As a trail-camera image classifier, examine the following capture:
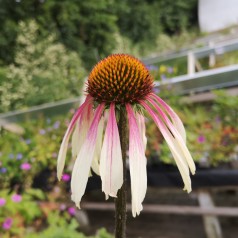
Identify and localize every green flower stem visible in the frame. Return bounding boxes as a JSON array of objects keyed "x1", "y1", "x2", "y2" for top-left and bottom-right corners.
[{"x1": 115, "y1": 108, "x2": 128, "y2": 238}]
